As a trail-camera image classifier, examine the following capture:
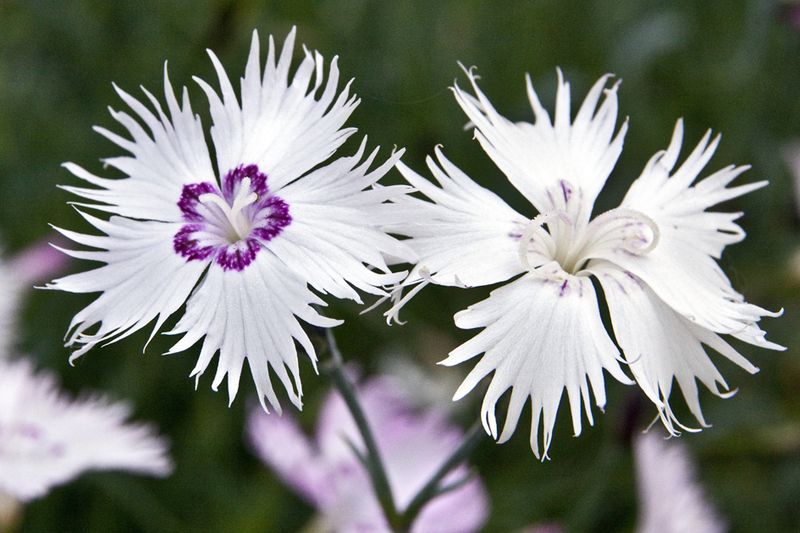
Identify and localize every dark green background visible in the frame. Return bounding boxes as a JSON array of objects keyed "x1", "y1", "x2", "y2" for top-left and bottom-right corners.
[{"x1": 1, "y1": 0, "x2": 798, "y2": 531}]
